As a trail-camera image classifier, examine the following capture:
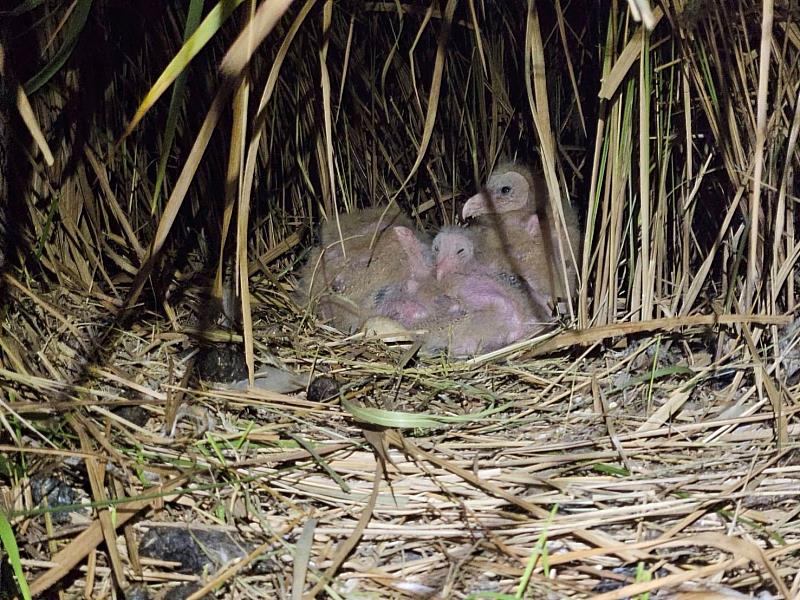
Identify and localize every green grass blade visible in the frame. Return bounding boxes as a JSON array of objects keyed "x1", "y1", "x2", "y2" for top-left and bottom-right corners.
[
  {"x1": 24, "y1": 0, "x2": 93, "y2": 94},
  {"x1": 151, "y1": 0, "x2": 206, "y2": 212},
  {"x1": 0, "y1": 511, "x2": 31, "y2": 600},
  {"x1": 124, "y1": 0, "x2": 245, "y2": 137}
]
